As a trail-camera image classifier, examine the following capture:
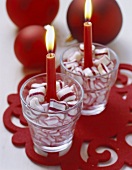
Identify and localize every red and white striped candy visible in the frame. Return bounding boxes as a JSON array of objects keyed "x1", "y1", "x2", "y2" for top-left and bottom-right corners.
[
  {"x1": 57, "y1": 86, "x2": 76, "y2": 102},
  {"x1": 29, "y1": 86, "x2": 45, "y2": 95},
  {"x1": 96, "y1": 94, "x2": 105, "y2": 103},
  {"x1": 42, "y1": 103, "x2": 49, "y2": 112},
  {"x1": 95, "y1": 48, "x2": 109, "y2": 59},
  {"x1": 56, "y1": 80, "x2": 65, "y2": 91},
  {"x1": 85, "y1": 93, "x2": 96, "y2": 105},
  {"x1": 28, "y1": 86, "x2": 45, "y2": 103},
  {"x1": 48, "y1": 99, "x2": 68, "y2": 112},
  {"x1": 83, "y1": 93, "x2": 89, "y2": 104},
  {"x1": 82, "y1": 79, "x2": 90, "y2": 91},
  {"x1": 98, "y1": 63, "x2": 109, "y2": 75},
  {"x1": 72, "y1": 70, "x2": 84, "y2": 85},
  {"x1": 37, "y1": 115, "x2": 48, "y2": 127},
  {"x1": 91, "y1": 66, "x2": 99, "y2": 75},
  {"x1": 94, "y1": 55, "x2": 111, "y2": 67},
  {"x1": 59, "y1": 125, "x2": 71, "y2": 134},
  {"x1": 47, "y1": 135, "x2": 56, "y2": 143},
  {"x1": 35, "y1": 129, "x2": 47, "y2": 138},
  {"x1": 83, "y1": 68, "x2": 94, "y2": 77},
  {"x1": 89, "y1": 78, "x2": 96, "y2": 90},
  {"x1": 31, "y1": 83, "x2": 47, "y2": 88},
  {"x1": 100, "y1": 77, "x2": 108, "y2": 83},
  {"x1": 63, "y1": 115, "x2": 72, "y2": 124},
  {"x1": 69, "y1": 84, "x2": 76, "y2": 92},
  {"x1": 40, "y1": 116, "x2": 59, "y2": 126},
  {"x1": 79, "y1": 43, "x2": 95, "y2": 54},
  {"x1": 64, "y1": 61, "x2": 79, "y2": 70},
  {"x1": 68, "y1": 108, "x2": 78, "y2": 116},
  {"x1": 49, "y1": 130, "x2": 59, "y2": 136},
  {"x1": 94, "y1": 81, "x2": 105, "y2": 90},
  {"x1": 68, "y1": 51, "x2": 82, "y2": 62},
  {"x1": 29, "y1": 97, "x2": 44, "y2": 113},
  {"x1": 107, "y1": 61, "x2": 114, "y2": 70},
  {"x1": 74, "y1": 66, "x2": 83, "y2": 75},
  {"x1": 48, "y1": 113, "x2": 65, "y2": 120},
  {"x1": 40, "y1": 137, "x2": 51, "y2": 145},
  {"x1": 31, "y1": 81, "x2": 66, "y2": 93},
  {"x1": 79, "y1": 43, "x2": 84, "y2": 52},
  {"x1": 67, "y1": 100, "x2": 78, "y2": 107}
]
